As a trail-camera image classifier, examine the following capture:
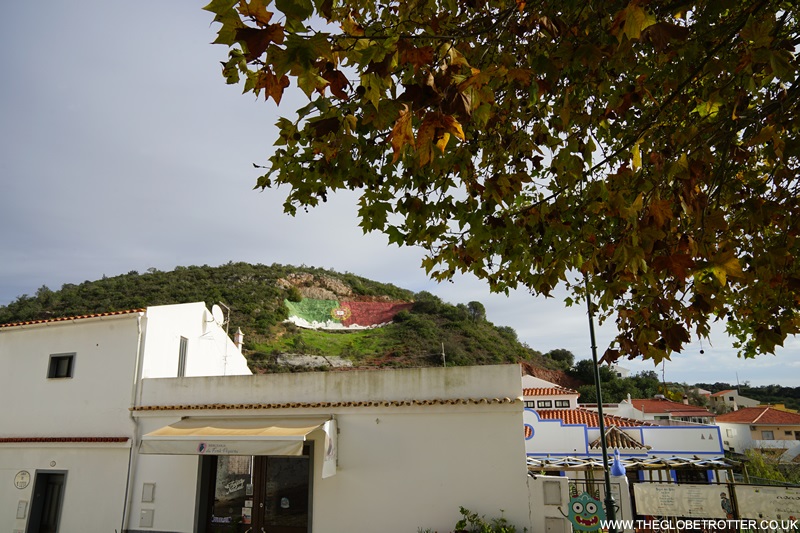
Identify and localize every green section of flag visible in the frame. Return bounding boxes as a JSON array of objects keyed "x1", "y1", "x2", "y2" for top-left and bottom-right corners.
[{"x1": 284, "y1": 299, "x2": 341, "y2": 323}]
